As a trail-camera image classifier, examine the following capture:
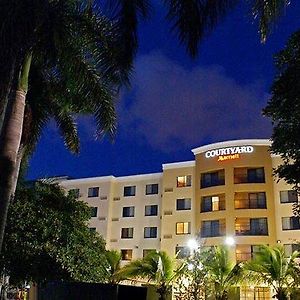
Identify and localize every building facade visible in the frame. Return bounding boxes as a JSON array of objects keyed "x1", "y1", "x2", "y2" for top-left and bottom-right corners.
[{"x1": 60, "y1": 139, "x2": 300, "y2": 296}]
